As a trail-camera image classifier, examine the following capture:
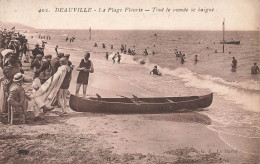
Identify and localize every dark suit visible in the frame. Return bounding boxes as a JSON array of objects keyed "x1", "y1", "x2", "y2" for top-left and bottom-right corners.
[
  {"x1": 38, "y1": 61, "x2": 52, "y2": 83},
  {"x1": 7, "y1": 82, "x2": 28, "y2": 112},
  {"x1": 31, "y1": 59, "x2": 43, "y2": 78},
  {"x1": 32, "y1": 48, "x2": 44, "y2": 59},
  {"x1": 51, "y1": 57, "x2": 60, "y2": 75}
]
